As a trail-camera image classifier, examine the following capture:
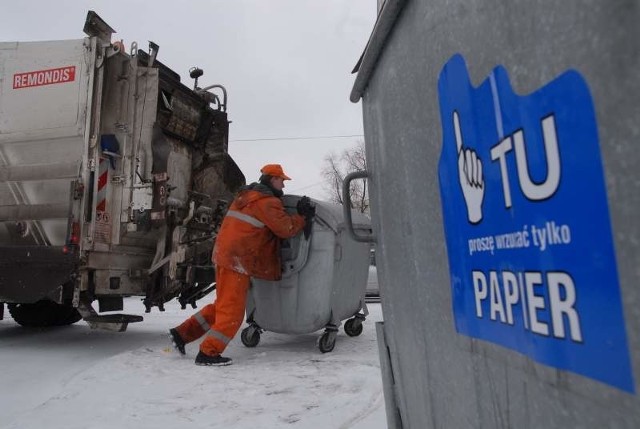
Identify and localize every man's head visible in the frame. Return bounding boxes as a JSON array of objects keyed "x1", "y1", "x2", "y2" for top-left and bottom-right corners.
[{"x1": 259, "y1": 164, "x2": 291, "y2": 192}]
